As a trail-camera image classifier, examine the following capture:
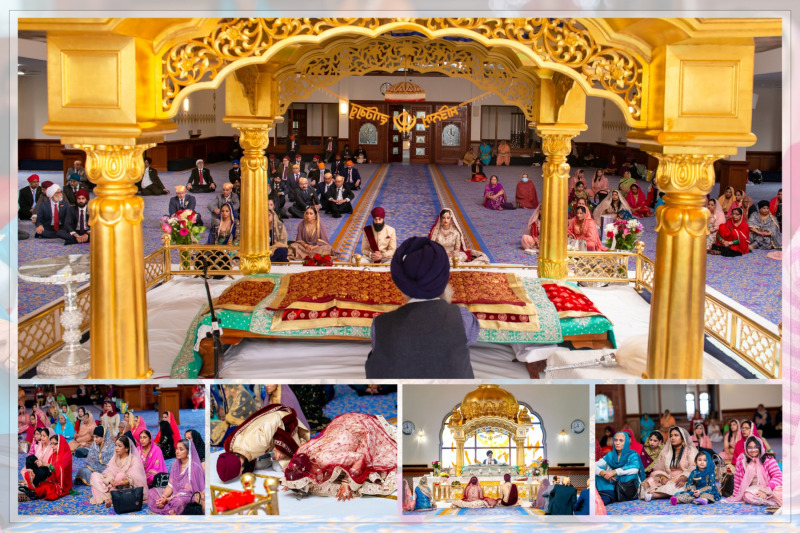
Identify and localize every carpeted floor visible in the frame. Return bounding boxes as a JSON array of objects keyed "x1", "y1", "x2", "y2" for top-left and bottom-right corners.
[
  {"x1": 606, "y1": 498, "x2": 773, "y2": 515},
  {"x1": 17, "y1": 162, "x2": 781, "y2": 324},
  {"x1": 430, "y1": 505, "x2": 544, "y2": 516},
  {"x1": 17, "y1": 408, "x2": 206, "y2": 516}
]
